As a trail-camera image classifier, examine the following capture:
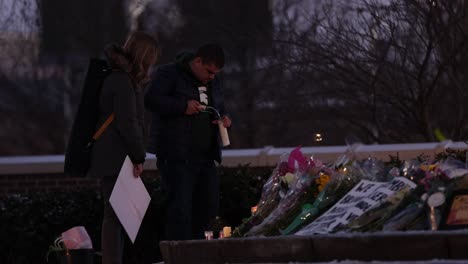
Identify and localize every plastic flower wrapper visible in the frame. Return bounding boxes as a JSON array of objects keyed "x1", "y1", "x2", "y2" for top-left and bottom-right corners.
[
  {"x1": 280, "y1": 162, "x2": 359, "y2": 235},
  {"x1": 381, "y1": 159, "x2": 464, "y2": 232},
  {"x1": 423, "y1": 154, "x2": 468, "y2": 188},
  {"x1": 416, "y1": 158, "x2": 467, "y2": 230},
  {"x1": 345, "y1": 157, "x2": 468, "y2": 232},
  {"x1": 232, "y1": 156, "x2": 285, "y2": 237},
  {"x1": 400, "y1": 159, "x2": 423, "y2": 181},
  {"x1": 233, "y1": 147, "x2": 307, "y2": 237},
  {"x1": 295, "y1": 158, "x2": 417, "y2": 235},
  {"x1": 354, "y1": 156, "x2": 388, "y2": 182},
  {"x1": 385, "y1": 159, "x2": 444, "y2": 231},
  {"x1": 438, "y1": 156, "x2": 468, "y2": 181},
  {"x1": 278, "y1": 146, "x2": 311, "y2": 197},
  {"x1": 419, "y1": 162, "x2": 449, "y2": 191},
  {"x1": 382, "y1": 192, "x2": 427, "y2": 231},
  {"x1": 281, "y1": 148, "x2": 383, "y2": 235},
  {"x1": 336, "y1": 183, "x2": 416, "y2": 233},
  {"x1": 244, "y1": 147, "x2": 321, "y2": 236},
  {"x1": 331, "y1": 158, "x2": 422, "y2": 233}
]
